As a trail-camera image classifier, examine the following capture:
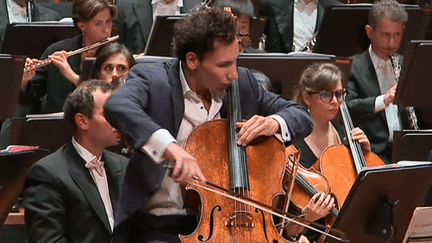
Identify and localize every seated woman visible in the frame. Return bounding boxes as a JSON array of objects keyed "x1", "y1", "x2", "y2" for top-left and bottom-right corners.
[
  {"x1": 284, "y1": 62, "x2": 372, "y2": 242},
  {"x1": 88, "y1": 42, "x2": 135, "y2": 87},
  {"x1": 21, "y1": 0, "x2": 117, "y2": 115}
]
